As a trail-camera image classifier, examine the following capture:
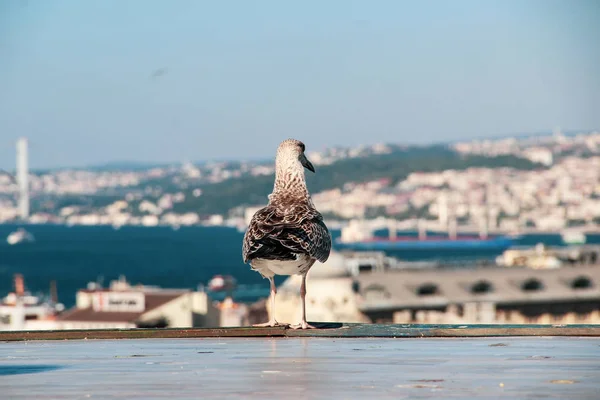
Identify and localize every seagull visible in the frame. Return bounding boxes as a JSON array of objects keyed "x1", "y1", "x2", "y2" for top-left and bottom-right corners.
[{"x1": 242, "y1": 139, "x2": 331, "y2": 329}]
